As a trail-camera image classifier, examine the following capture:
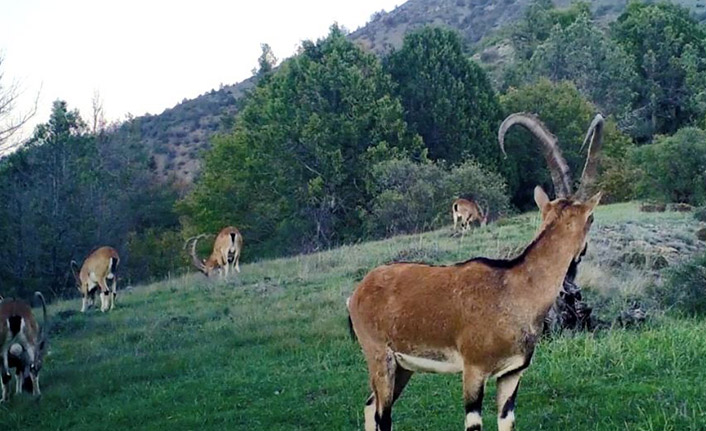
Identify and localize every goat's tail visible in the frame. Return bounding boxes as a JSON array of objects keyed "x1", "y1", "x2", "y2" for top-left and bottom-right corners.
[{"x1": 345, "y1": 296, "x2": 357, "y2": 341}]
